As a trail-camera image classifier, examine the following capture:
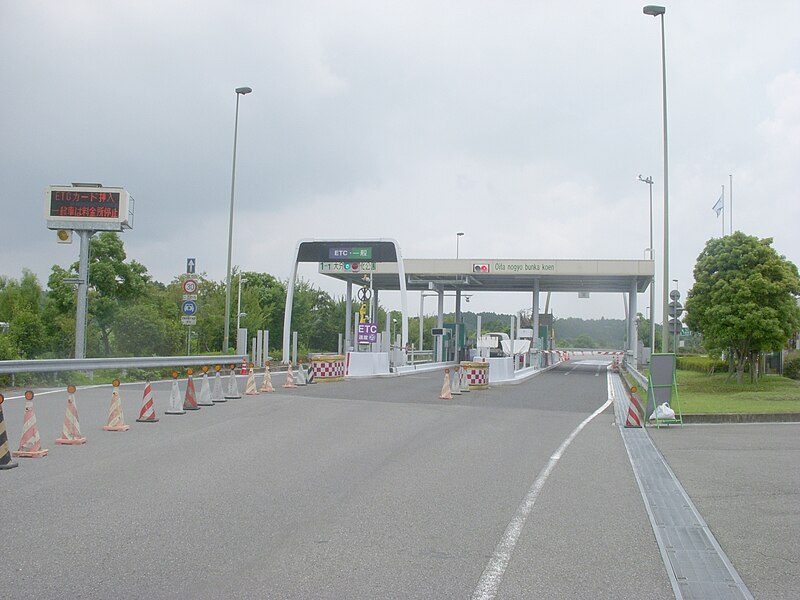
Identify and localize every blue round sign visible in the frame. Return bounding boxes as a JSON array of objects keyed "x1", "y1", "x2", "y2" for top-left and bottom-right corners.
[{"x1": 181, "y1": 300, "x2": 197, "y2": 316}]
